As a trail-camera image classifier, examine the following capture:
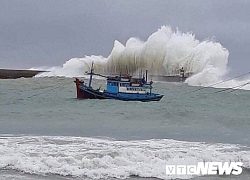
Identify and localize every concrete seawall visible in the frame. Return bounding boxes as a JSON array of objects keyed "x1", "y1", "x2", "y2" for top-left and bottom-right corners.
[{"x1": 0, "y1": 69, "x2": 46, "y2": 79}]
